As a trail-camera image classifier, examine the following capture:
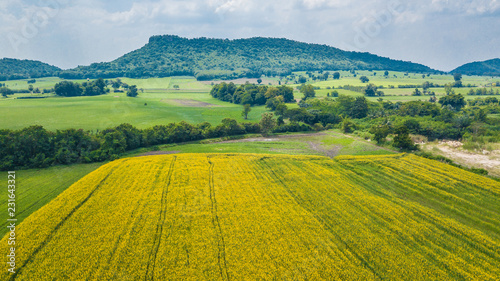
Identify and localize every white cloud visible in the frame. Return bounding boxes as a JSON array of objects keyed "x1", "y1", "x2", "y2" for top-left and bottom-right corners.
[
  {"x1": 0, "y1": 0, "x2": 499, "y2": 70},
  {"x1": 428, "y1": 0, "x2": 500, "y2": 15},
  {"x1": 301, "y1": 0, "x2": 348, "y2": 10}
]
